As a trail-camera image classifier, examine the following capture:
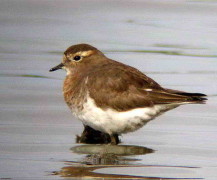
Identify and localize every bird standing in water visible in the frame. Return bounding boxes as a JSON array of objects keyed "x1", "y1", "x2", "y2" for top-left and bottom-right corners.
[{"x1": 50, "y1": 44, "x2": 207, "y2": 145}]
